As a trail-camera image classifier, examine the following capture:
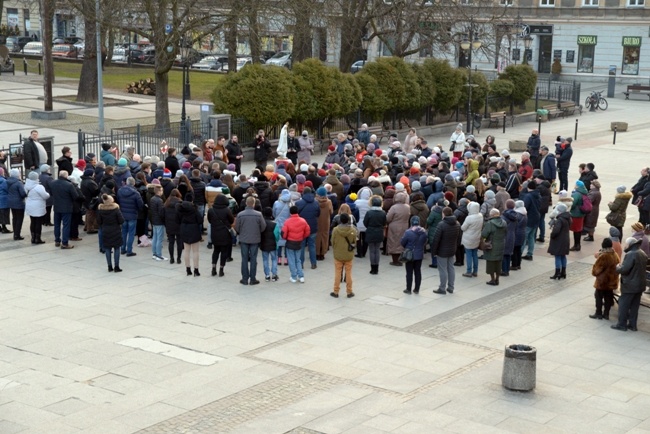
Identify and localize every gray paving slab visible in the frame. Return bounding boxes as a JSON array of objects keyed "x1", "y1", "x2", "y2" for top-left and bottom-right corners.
[{"x1": 0, "y1": 77, "x2": 650, "y2": 432}]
